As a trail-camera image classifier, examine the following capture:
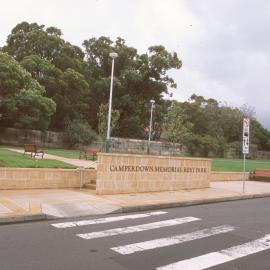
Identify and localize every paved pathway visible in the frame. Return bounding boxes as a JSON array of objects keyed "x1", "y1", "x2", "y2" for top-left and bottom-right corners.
[{"x1": 1, "y1": 181, "x2": 270, "y2": 220}]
